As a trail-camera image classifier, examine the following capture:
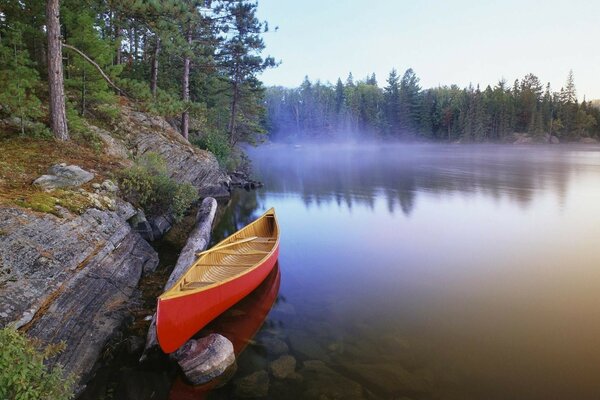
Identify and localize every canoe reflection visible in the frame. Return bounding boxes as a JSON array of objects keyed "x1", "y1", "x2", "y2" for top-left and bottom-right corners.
[{"x1": 169, "y1": 263, "x2": 281, "y2": 399}]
